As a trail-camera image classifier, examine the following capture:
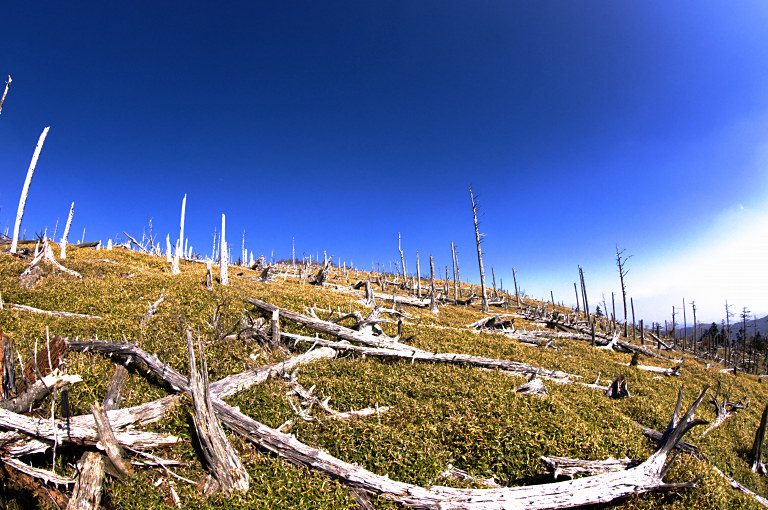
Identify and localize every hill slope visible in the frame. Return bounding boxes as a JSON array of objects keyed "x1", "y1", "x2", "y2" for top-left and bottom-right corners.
[{"x1": 1, "y1": 244, "x2": 768, "y2": 509}]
